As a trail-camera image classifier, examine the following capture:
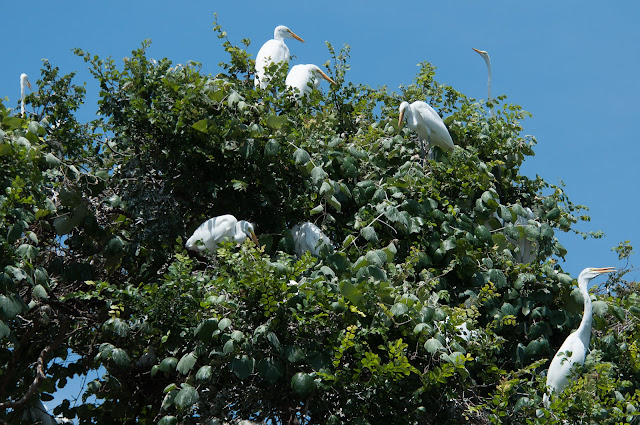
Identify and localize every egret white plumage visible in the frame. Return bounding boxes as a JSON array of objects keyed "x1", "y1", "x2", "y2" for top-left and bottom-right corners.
[
  {"x1": 255, "y1": 25, "x2": 304, "y2": 89},
  {"x1": 20, "y1": 73, "x2": 31, "y2": 118},
  {"x1": 543, "y1": 267, "x2": 615, "y2": 408},
  {"x1": 23, "y1": 398, "x2": 57, "y2": 425},
  {"x1": 185, "y1": 214, "x2": 259, "y2": 253},
  {"x1": 291, "y1": 222, "x2": 332, "y2": 257},
  {"x1": 285, "y1": 64, "x2": 336, "y2": 98},
  {"x1": 398, "y1": 101, "x2": 454, "y2": 160},
  {"x1": 472, "y1": 48, "x2": 494, "y2": 117}
]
